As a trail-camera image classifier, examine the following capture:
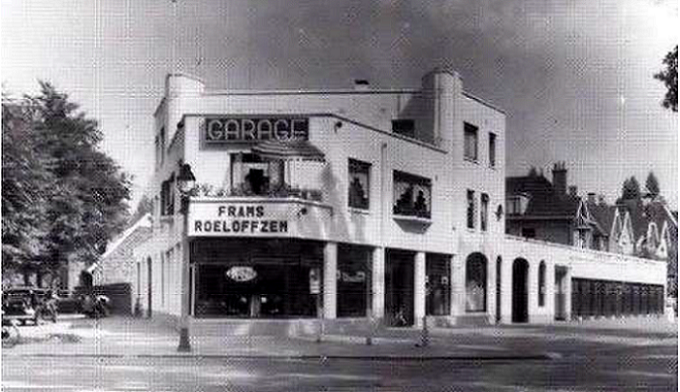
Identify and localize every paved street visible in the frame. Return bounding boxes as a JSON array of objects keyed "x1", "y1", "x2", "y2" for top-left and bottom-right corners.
[{"x1": 2, "y1": 317, "x2": 677, "y2": 391}]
